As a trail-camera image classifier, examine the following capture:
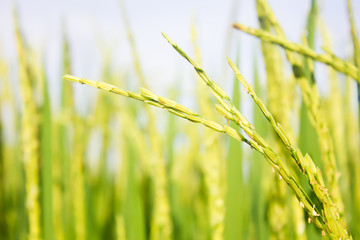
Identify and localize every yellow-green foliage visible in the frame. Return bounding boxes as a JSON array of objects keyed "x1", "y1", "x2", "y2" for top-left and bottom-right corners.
[{"x1": 1, "y1": 2, "x2": 360, "y2": 240}]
